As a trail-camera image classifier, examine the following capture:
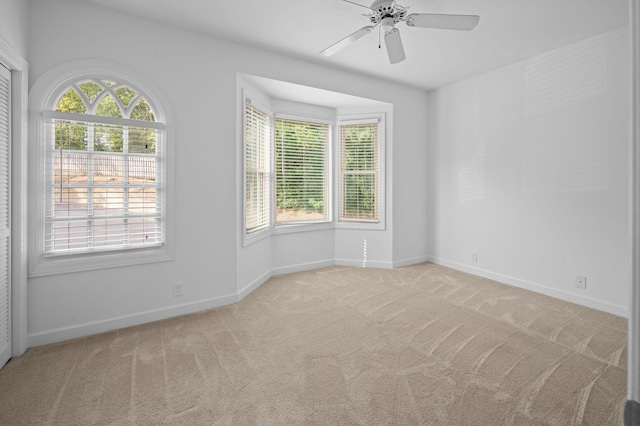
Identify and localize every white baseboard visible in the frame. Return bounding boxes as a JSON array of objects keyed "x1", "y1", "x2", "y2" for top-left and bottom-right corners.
[
  {"x1": 336, "y1": 255, "x2": 429, "y2": 270},
  {"x1": 427, "y1": 256, "x2": 628, "y2": 318},
  {"x1": 237, "y1": 270, "x2": 272, "y2": 301},
  {"x1": 272, "y1": 259, "x2": 335, "y2": 276},
  {"x1": 28, "y1": 293, "x2": 238, "y2": 348},
  {"x1": 393, "y1": 255, "x2": 430, "y2": 268},
  {"x1": 335, "y1": 258, "x2": 394, "y2": 269}
]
